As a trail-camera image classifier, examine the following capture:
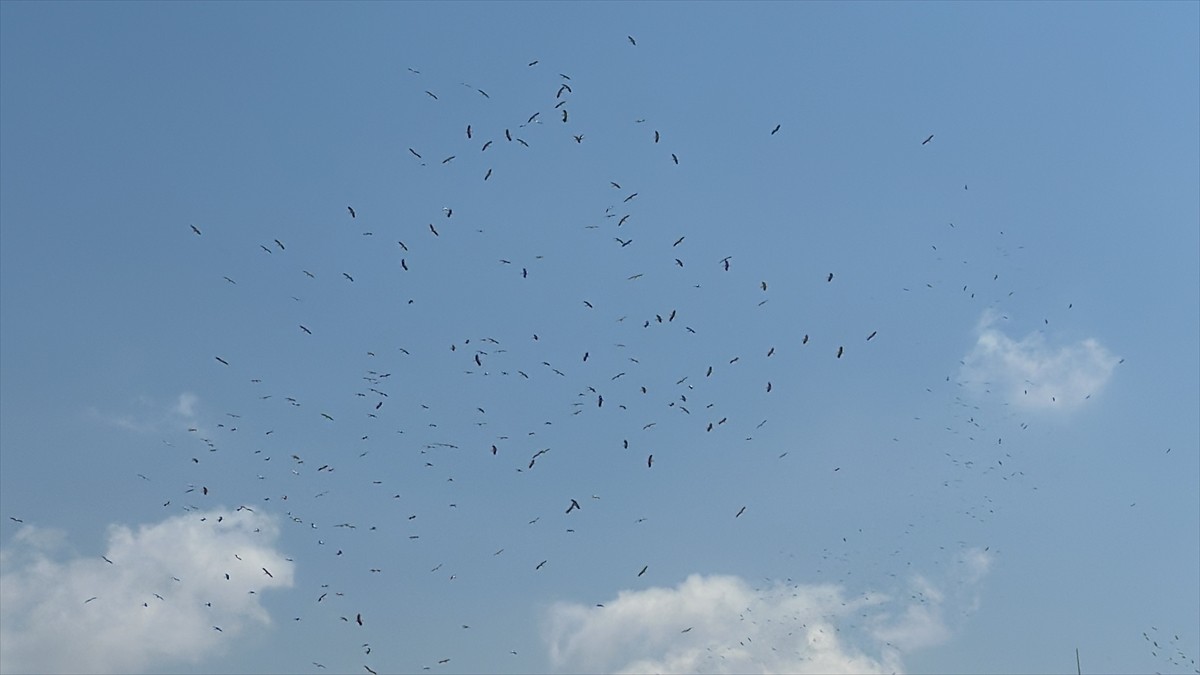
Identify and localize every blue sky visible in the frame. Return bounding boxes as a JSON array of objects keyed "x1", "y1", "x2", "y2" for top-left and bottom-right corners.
[{"x1": 1, "y1": 2, "x2": 1197, "y2": 674}]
